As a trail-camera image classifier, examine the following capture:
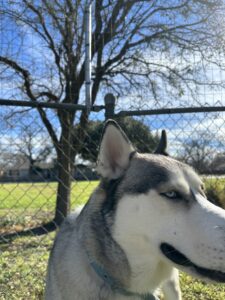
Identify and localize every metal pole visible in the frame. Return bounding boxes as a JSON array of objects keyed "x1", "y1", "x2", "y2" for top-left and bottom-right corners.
[
  {"x1": 104, "y1": 93, "x2": 116, "y2": 119},
  {"x1": 116, "y1": 106, "x2": 225, "y2": 117},
  {"x1": 0, "y1": 98, "x2": 105, "y2": 111},
  {"x1": 85, "y1": 3, "x2": 92, "y2": 114}
]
